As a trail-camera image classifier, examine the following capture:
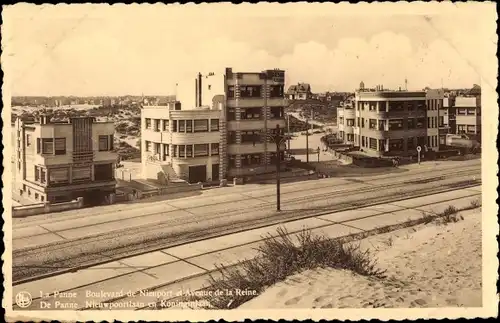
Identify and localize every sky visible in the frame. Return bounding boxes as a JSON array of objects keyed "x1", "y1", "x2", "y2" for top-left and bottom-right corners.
[{"x1": 2, "y1": 2, "x2": 497, "y2": 97}]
